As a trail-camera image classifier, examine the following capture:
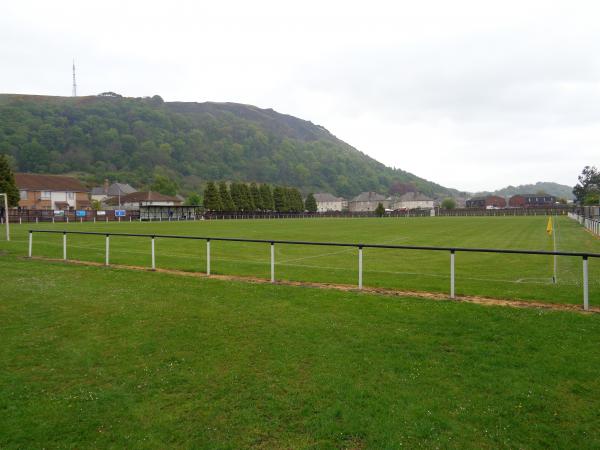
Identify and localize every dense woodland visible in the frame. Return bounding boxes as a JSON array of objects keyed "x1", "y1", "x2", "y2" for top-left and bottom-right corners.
[{"x1": 0, "y1": 94, "x2": 456, "y2": 198}]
